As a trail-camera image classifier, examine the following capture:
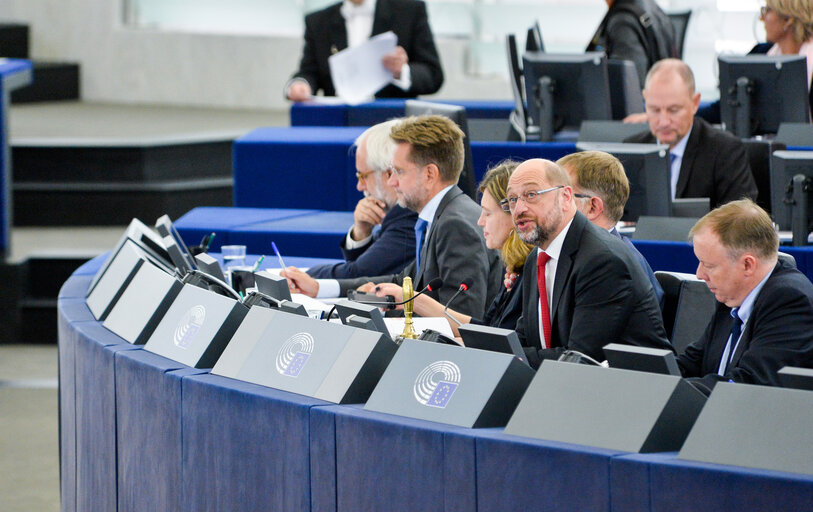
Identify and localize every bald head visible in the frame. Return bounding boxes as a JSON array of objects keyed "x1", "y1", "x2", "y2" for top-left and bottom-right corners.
[{"x1": 507, "y1": 159, "x2": 576, "y2": 249}]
